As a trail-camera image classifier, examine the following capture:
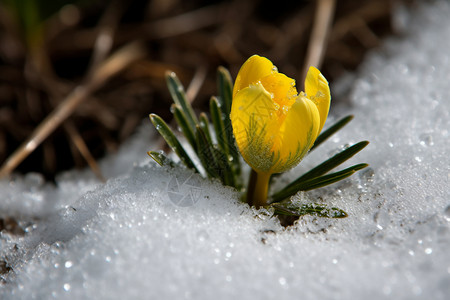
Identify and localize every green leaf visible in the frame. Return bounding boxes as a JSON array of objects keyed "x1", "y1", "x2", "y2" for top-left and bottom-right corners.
[
  {"x1": 272, "y1": 141, "x2": 368, "y2": 202},
  {"x1": 209, "y1": 96, "x2": 242, "y2": 180},
  {"x1": 195, "y1": 125, "x2": 234, "y2": 186},
  {"x1": 172, "y1": 104, "x2": 197, "y2": 153},
  {"x1": 165, "y1": 71, "x2": 198, "y2": 130},
  {"x1": 298, "y1": 163, "x2": 368, "y2": 190},
  {"x1": 290, "y1": 141, "x2": 369, "y2": 187},
  {"x1": 199, "y1": 112, "x2": 213, "y2": 145},
  {"x1": 195, "y1": 125, "x2": 220, "y2": 178},
  {"x1": 271, "y1": 202, "x2": 348, "y2": 218},
  {"x1": 310, "y1": 115, "x2": 354, "y2": 151},
  {"x1": 216, "y1": 67, "x2": 241, "y2": 177},
  {"x1": 210, "y1": 96, "x2": 230, "y2": 157},
  {"x1": 200, "y1": 110, "x2": 241, "y2": 188},
  {"x1": 147, "y1": 151, "x2": 175, "y2": 167},
  {"x1": 271, "y1": 164, "x2": 368, "y2": 202},
  {"x1": 212, "y1": 146, "x2": 235, "y2": 186},
  {"x1": 149, "y1": 114, "x2": 199, "y2": 172},
  {"x1": 217, "y1": 66, "x2": 233, "y2": 116}
]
